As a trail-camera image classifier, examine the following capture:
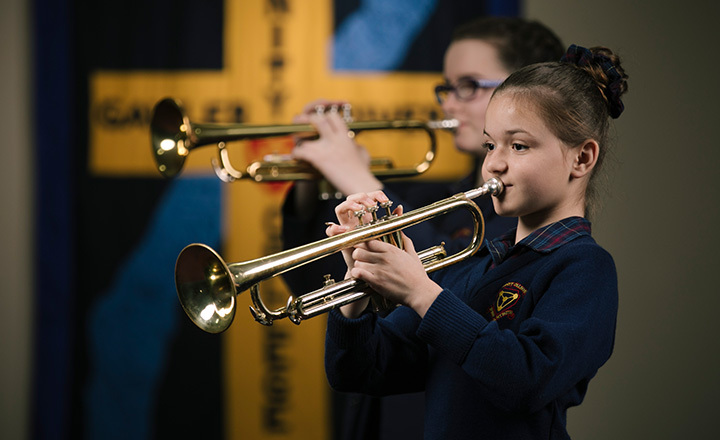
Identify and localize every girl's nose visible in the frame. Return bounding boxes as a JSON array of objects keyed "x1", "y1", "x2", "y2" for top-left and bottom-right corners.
[{"x1": 482, "y1": 148, "x2": 508, "y2": 176}]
